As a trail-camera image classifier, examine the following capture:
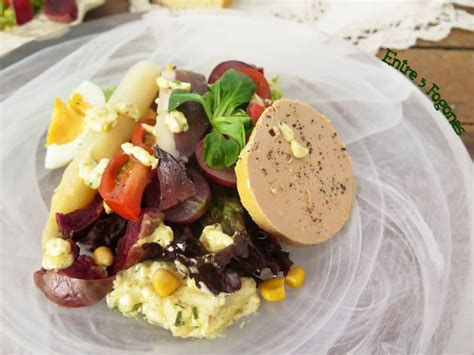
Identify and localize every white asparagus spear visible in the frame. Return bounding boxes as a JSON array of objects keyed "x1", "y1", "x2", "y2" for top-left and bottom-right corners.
[{"x1": 42, "y1": 61, "x2": 161, "y2": 248}]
